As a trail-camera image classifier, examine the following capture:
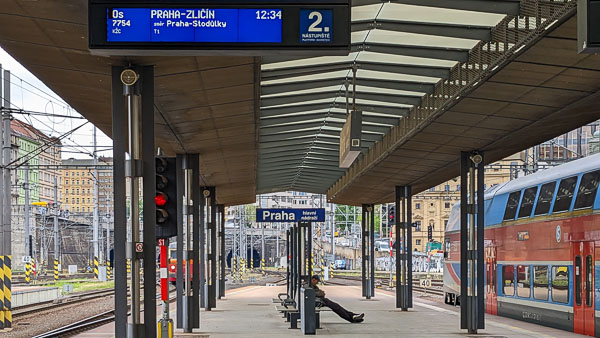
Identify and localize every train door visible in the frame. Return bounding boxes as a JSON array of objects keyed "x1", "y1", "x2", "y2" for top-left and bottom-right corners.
[
  {"x1": 485, "y1": 246, "x2": 497, "y2": 315},
  {"x1": 573, "y1": 241, "x2": 594, "y2": 336}
]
